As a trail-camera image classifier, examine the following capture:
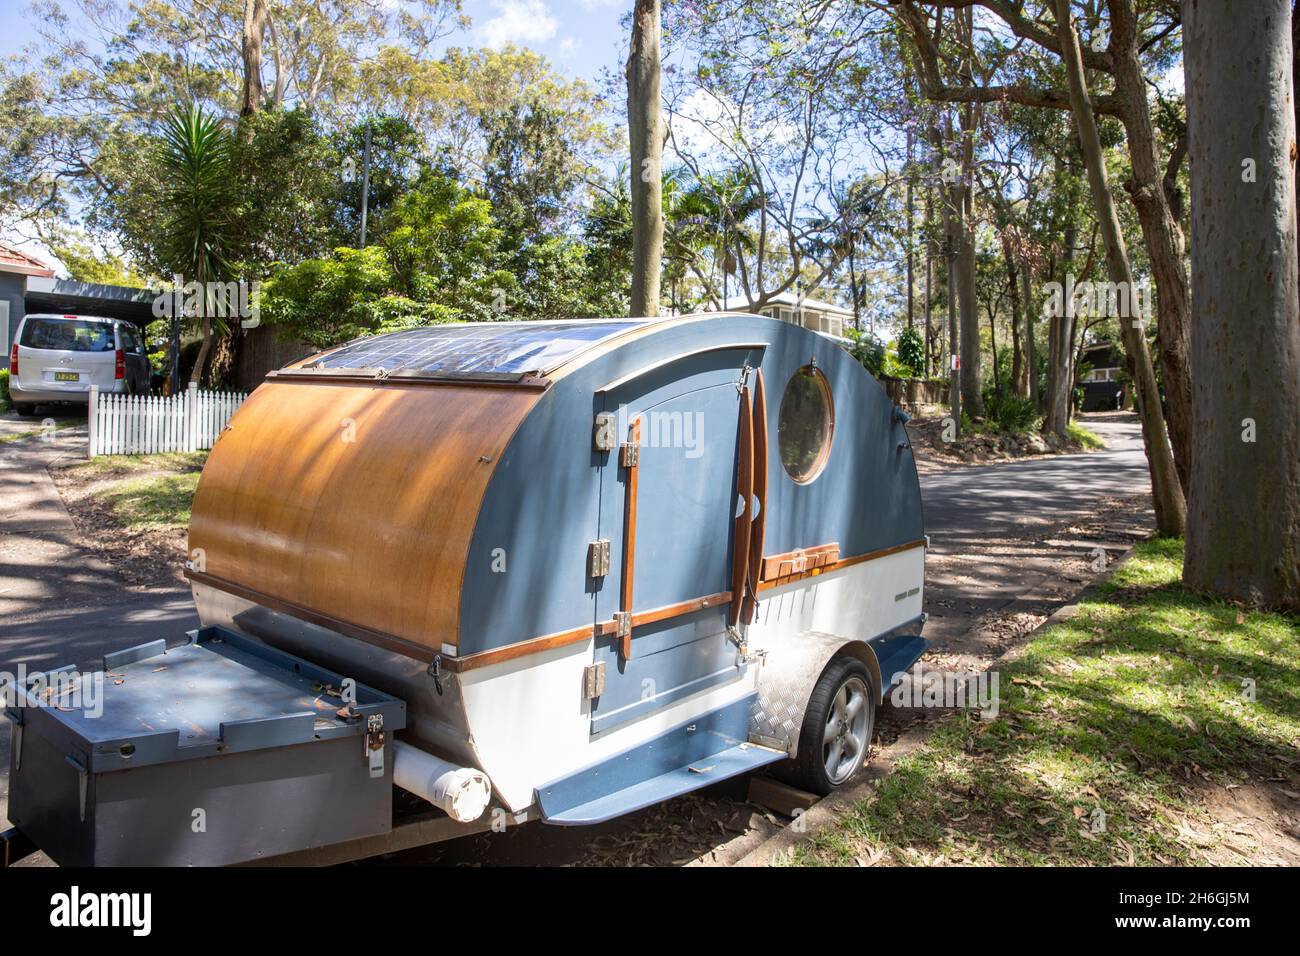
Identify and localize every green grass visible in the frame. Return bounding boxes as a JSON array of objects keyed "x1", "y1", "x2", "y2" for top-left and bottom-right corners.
[
  {"x1": 1067, "y1": 420, "x2": 1106, "y2": 449},
  {"x1": 64, "y1": 452, "x2": 207, "y2": 530},
  {"x1": 96, "y1": 472, "x2": 201, "y2": 529},
  {"x1": 73, "y1": 452, "x2": 207, "y2": 476},
  {"x1": 790, "y1": 538, "x2": 1300, "y2": 866}
]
